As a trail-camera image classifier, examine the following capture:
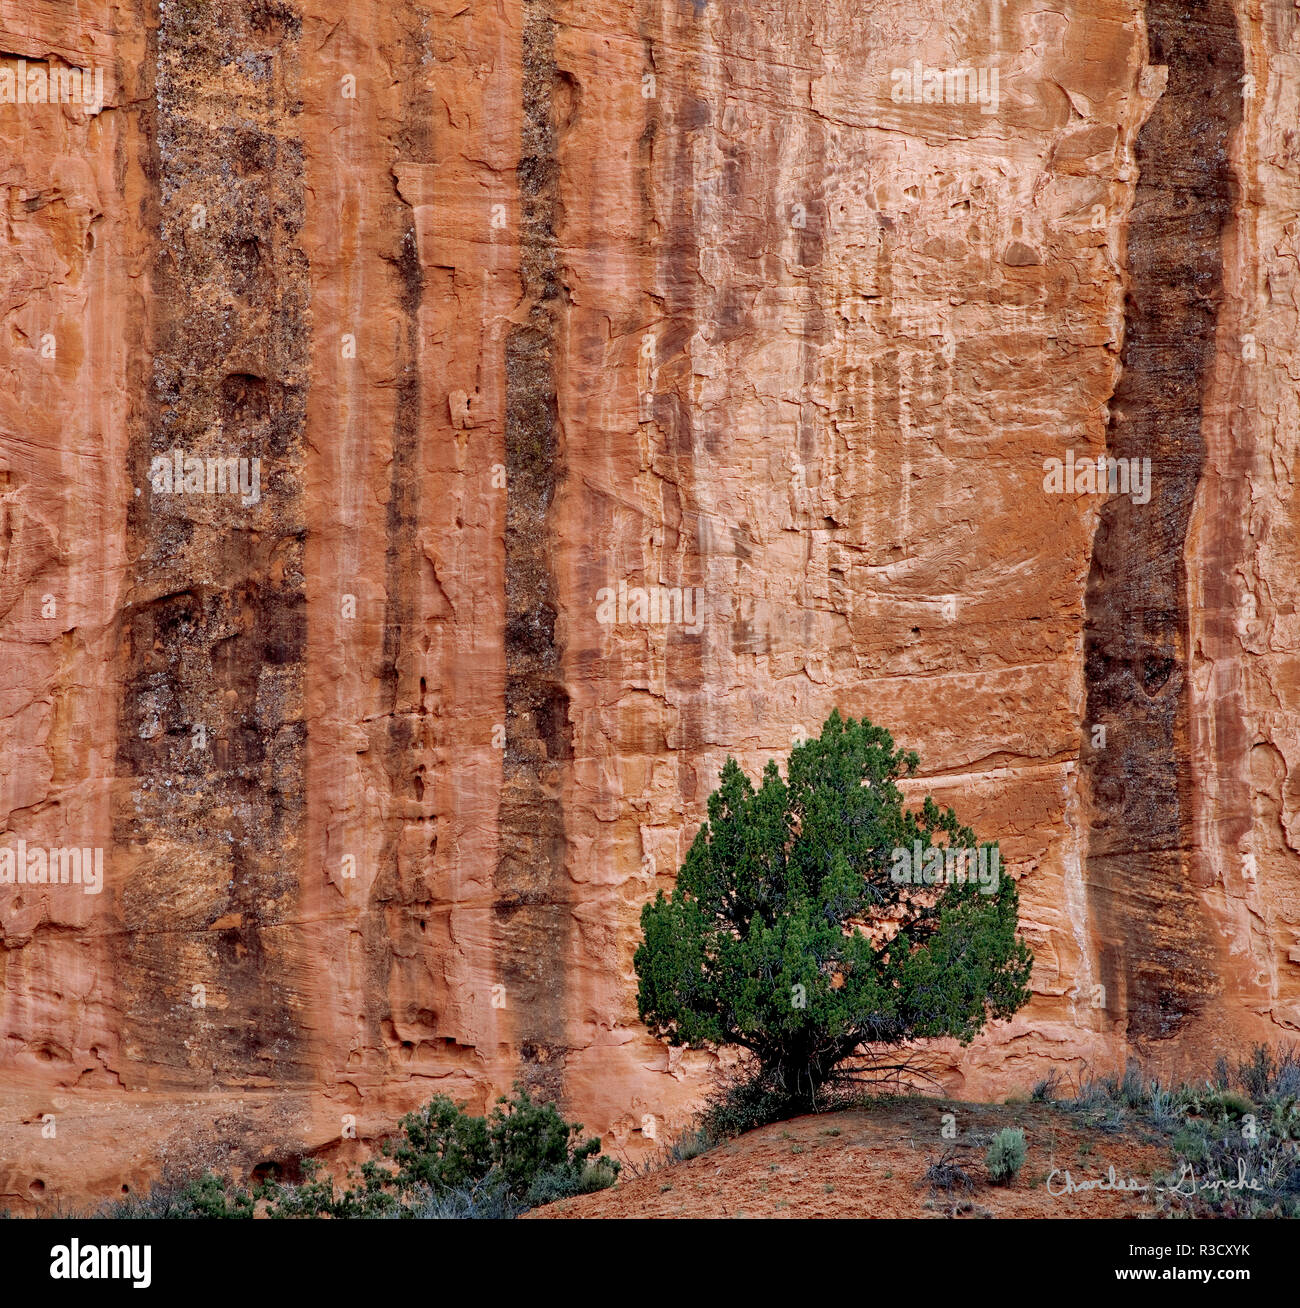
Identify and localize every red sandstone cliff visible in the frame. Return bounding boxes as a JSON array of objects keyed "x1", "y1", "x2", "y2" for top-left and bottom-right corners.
[{"x1": 0, "y1": 0, "x2": 1298, "y2": 1209}]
